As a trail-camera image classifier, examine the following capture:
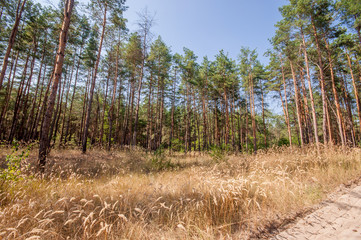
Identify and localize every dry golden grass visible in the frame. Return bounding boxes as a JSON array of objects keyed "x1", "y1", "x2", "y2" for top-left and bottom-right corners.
[{"x1": 0, "y1": 145, "x2": 361, "y2": 239}]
